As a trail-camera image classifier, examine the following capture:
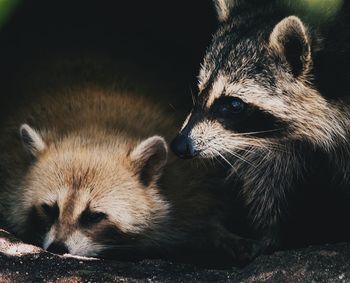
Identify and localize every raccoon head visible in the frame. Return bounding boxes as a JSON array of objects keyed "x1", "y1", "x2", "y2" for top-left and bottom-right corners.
[
  {"x1": 17, "y1": 124, "x2": 170, "y2": 257},
  {"x1": 171, "y1": 15, "x2": 347, "y2": 162}
]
